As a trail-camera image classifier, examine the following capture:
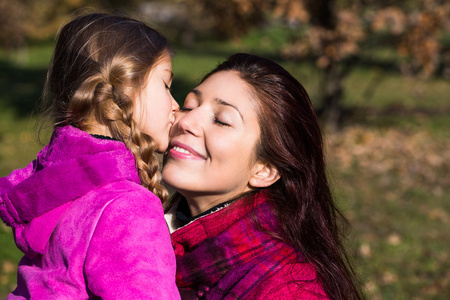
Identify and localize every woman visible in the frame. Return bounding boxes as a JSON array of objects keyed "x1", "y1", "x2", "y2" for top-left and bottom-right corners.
[
  {"x1": 0, "y1": 13, "x2": 179, "y2": 299},
  {"x1": 163, "y1": 53, "x2": 363, "y2": 299}
]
